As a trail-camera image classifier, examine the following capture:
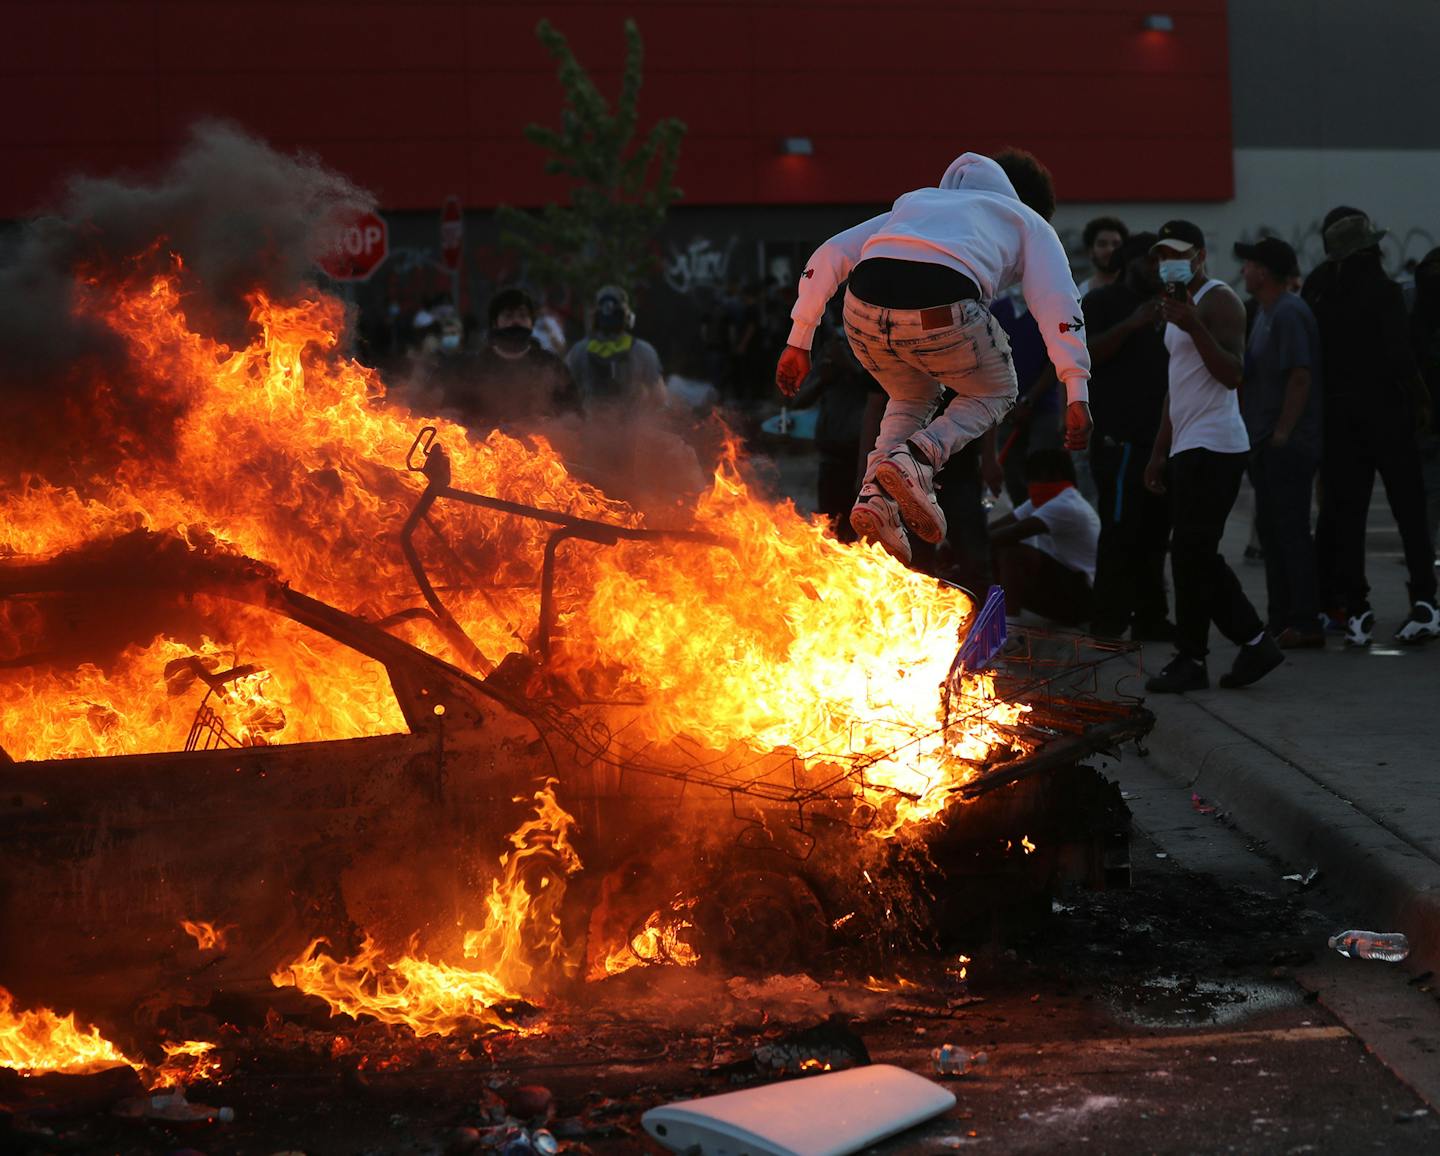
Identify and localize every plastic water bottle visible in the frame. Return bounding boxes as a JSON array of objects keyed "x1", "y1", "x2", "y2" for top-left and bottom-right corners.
[
  {"x1": 1328, "y1": 930, "x2": 1410, "y2": 961},
  {"x1": 931, "y1": 1044, "x2": 987, "y2": 1077}
]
